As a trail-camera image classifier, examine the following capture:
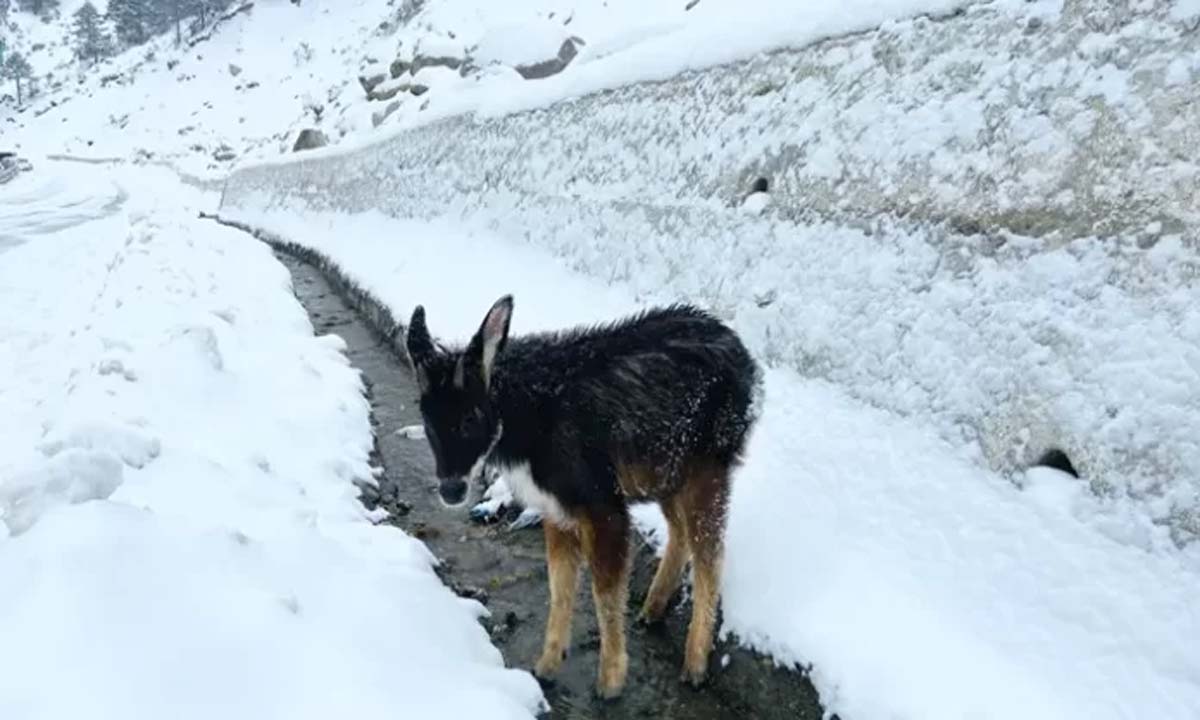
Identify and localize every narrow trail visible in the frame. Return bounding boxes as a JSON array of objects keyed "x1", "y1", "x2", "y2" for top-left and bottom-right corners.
[{"x1": 273, "y1": 246, "x2": 826, "y2": 719}]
